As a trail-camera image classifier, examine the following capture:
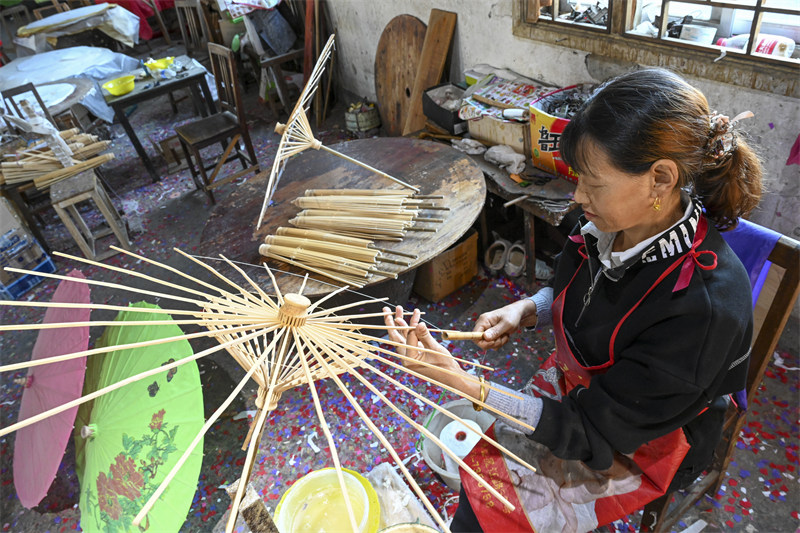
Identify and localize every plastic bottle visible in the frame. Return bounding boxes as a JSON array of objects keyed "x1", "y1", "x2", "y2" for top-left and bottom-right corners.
[{"x1": 716, "y1": 34, "x2": 796, "y2": 58}]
